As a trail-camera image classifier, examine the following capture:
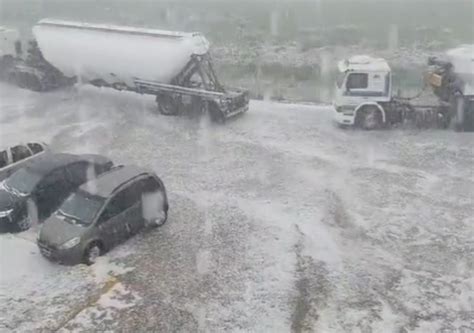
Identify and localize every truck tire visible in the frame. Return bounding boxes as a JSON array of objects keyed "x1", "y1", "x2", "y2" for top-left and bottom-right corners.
[
  {"x1": 9, "y1": 71, "x2": 43, "y2": 92},
  {"x1": 156, "y1": 95, "x2": 179, "y2": 116},
  {"x1": 356, "y1": 106, "x2": 383, "y2": 130},
  {"x1": 453, "y1": 95, "x2": 465, "y2": 132},
  {"x1": 453, "y1": 96, "x2": 474, "y2": 132},
  {"x1": 208, "y1": 102, "x2": 225, "y2": 123}
]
